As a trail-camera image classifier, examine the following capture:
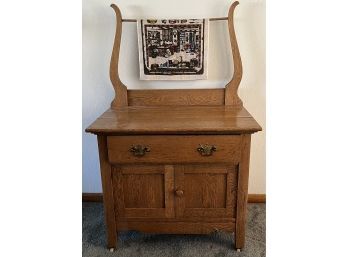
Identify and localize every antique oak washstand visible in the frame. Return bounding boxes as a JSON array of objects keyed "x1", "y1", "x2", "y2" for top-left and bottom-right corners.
[{"x1": 86, "y1": 1, "x2": 262, "y2": 252}]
